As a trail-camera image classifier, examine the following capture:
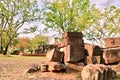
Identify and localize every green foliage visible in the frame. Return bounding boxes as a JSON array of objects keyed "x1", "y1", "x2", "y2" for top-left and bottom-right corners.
[
  {"x1": 0, "y1": 0, "x2": 40, "y2": 55},
  {"x1": 30, "y1": 35, "x2": 48, "y2": 49},
  {"x1": 84, "y1": 6, "x2": 120, "y2": 47},
  {"x1": 42, "y1": 0, "x2": 91, "y2": 34}
]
